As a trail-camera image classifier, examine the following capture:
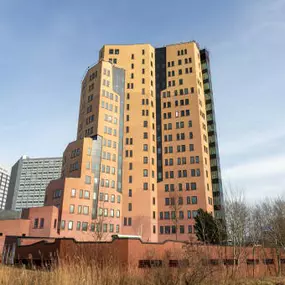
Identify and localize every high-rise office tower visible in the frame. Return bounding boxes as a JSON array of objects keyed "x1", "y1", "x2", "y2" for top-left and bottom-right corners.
[
  {"x1": 74, "y1": 41, "x2": 223, "y2": 242},
  {"x1": 75, "y1": 42, "x2": 224, "y2": 242},
  {"x1": 5, "y1": 156, "x2": 62, "y2": 211},
  {"x1": 0, "y1": 166, "x2": 10, "y2": 210},
  {"x1": 155, "y1": 42, "x2": 216, "y2": 241}
]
